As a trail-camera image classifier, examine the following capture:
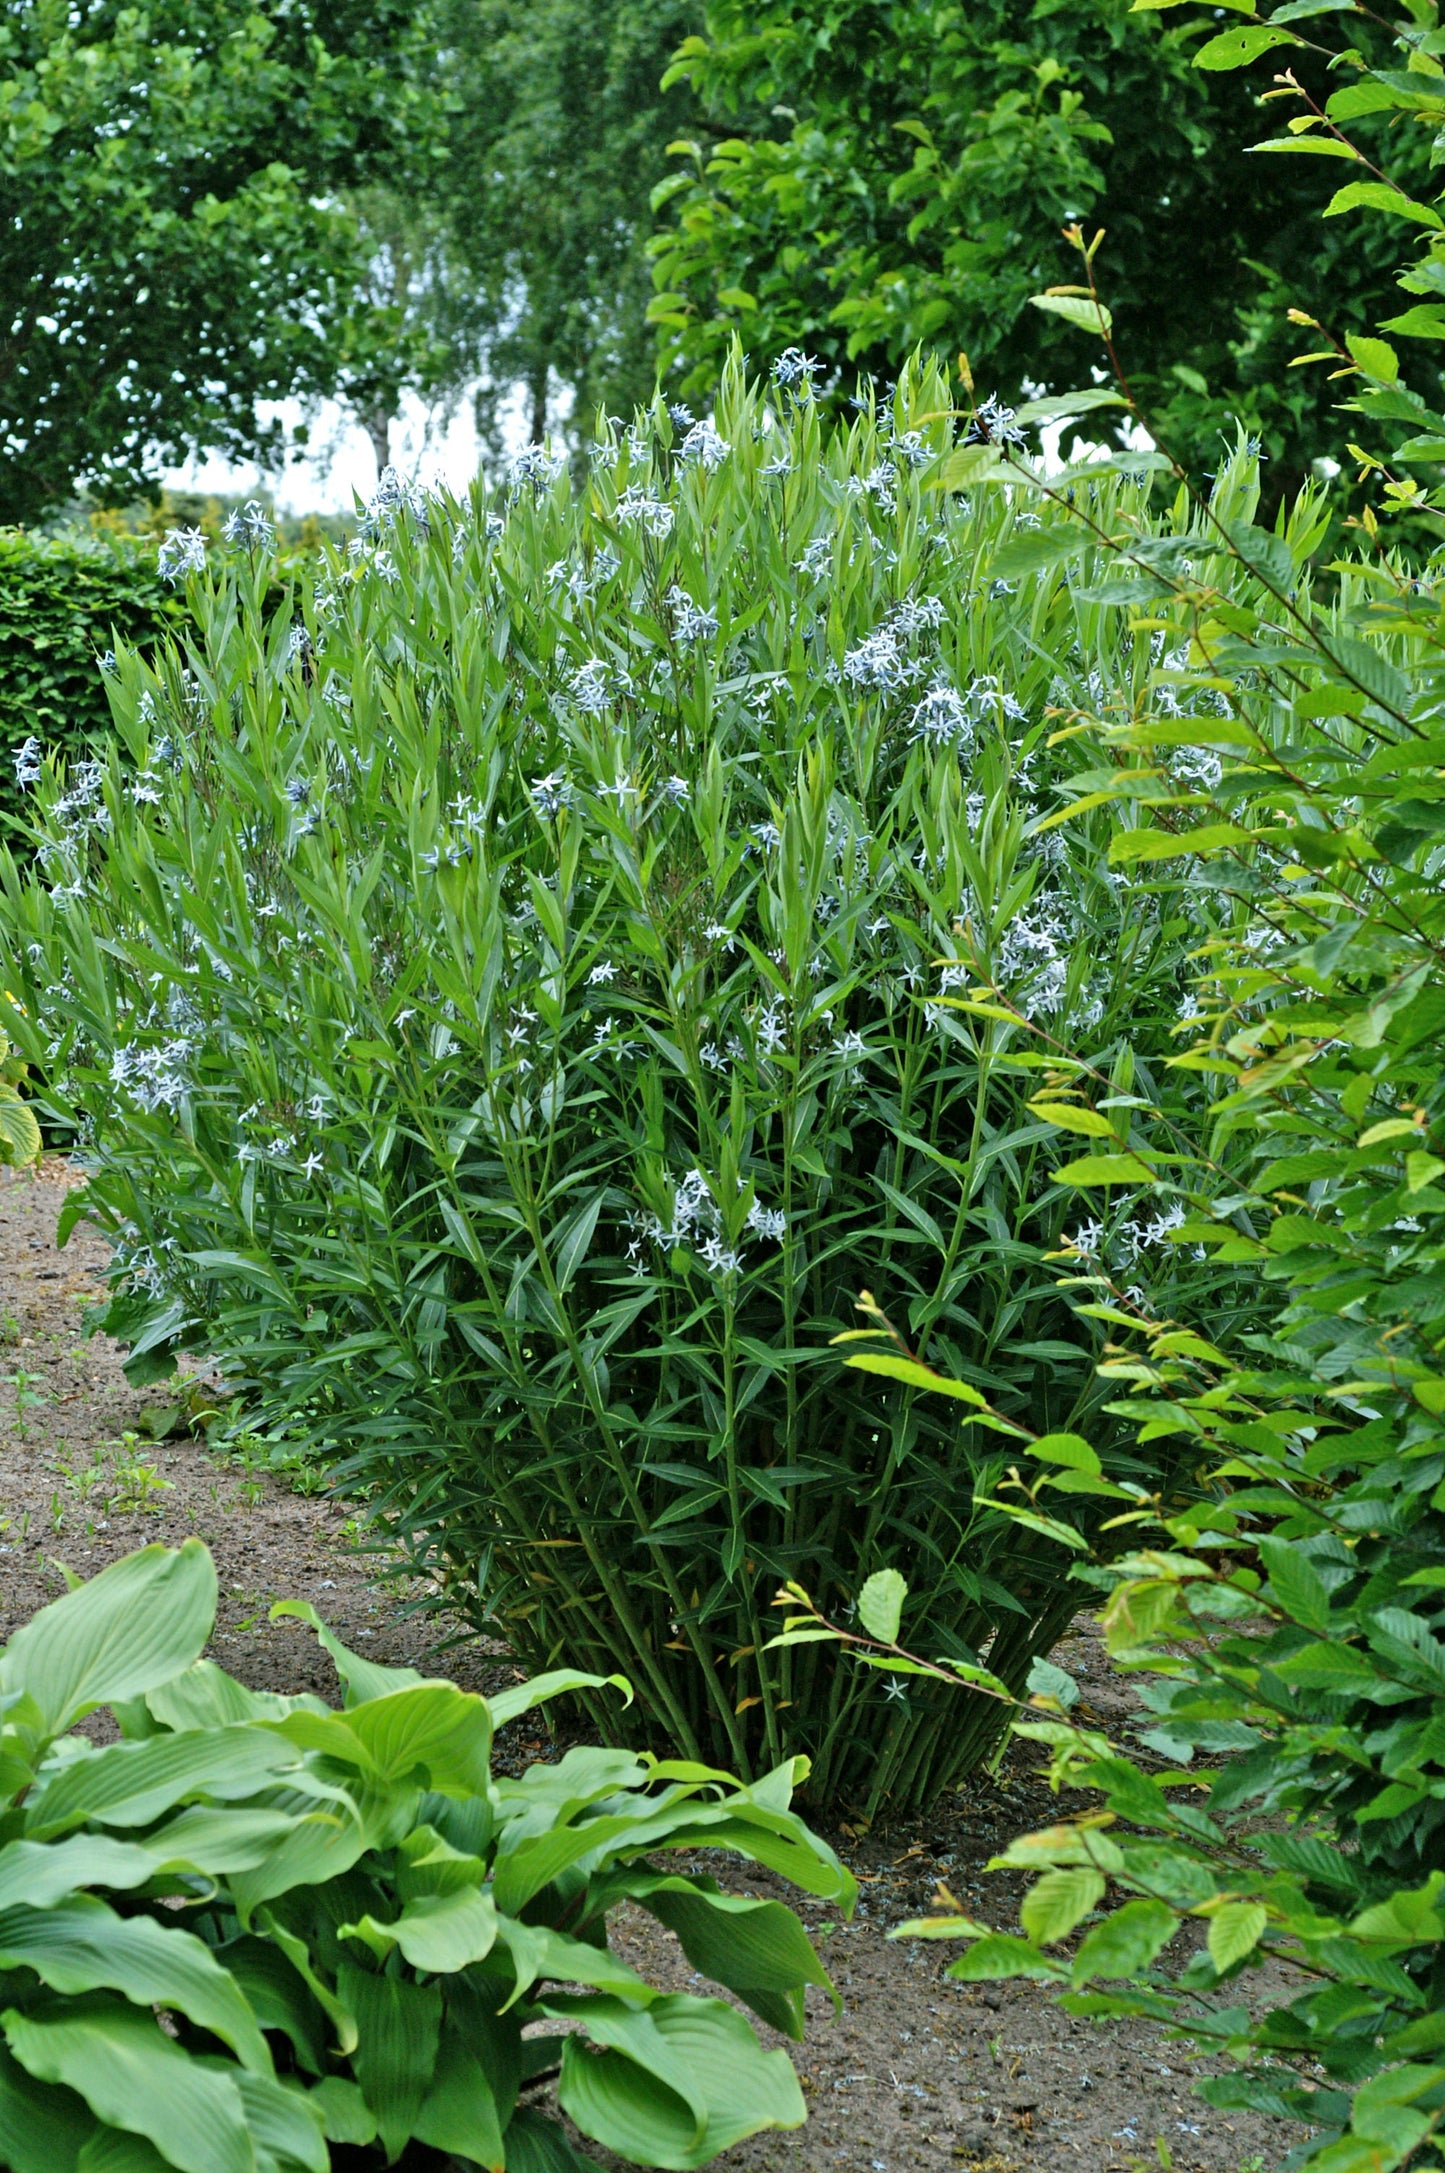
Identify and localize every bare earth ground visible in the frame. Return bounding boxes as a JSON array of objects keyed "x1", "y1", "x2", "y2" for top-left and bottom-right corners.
[{"x1": 0, "y1": 1162, "x2": 1291, "y2": 2173}]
